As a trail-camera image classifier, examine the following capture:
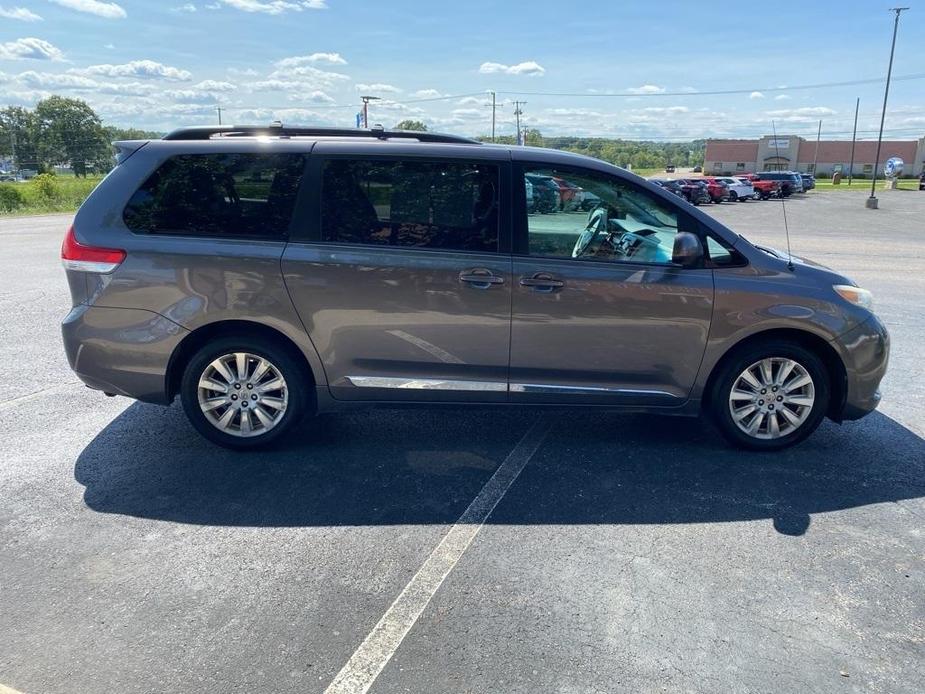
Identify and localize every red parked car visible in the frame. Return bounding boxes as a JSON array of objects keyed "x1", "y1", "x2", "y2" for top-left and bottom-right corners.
[
  {"x1": 738, "y1": 173, "x2": 781, "y2": 200},
  {"x1": 700, "y1": 177, "x2": 733, "y2": 203},
  {"x1": 679, "y1": 178, "x2": 728, "y2": 203}
]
